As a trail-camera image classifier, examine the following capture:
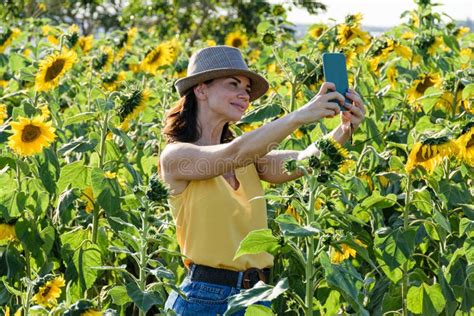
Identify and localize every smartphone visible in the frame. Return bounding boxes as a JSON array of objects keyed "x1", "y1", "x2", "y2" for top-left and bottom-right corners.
[{"x1": 322, "y1": 53, "x2": 350, "y2": 111}]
